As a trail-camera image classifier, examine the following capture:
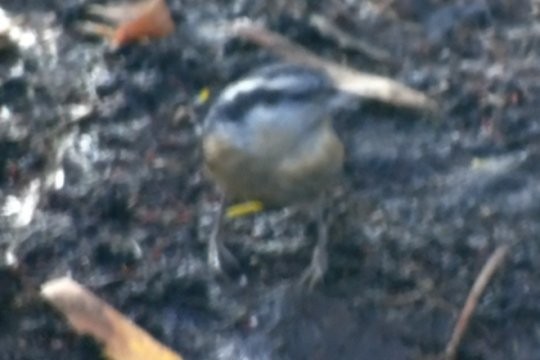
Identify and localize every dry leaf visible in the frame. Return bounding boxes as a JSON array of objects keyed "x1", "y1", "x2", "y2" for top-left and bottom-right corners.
[
  {"x1": 41, "y1": 277, "x2": 183, "y2": 360},
  {"x1": 79, "y1": 0, "x2": 174, "y2": 48}
]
